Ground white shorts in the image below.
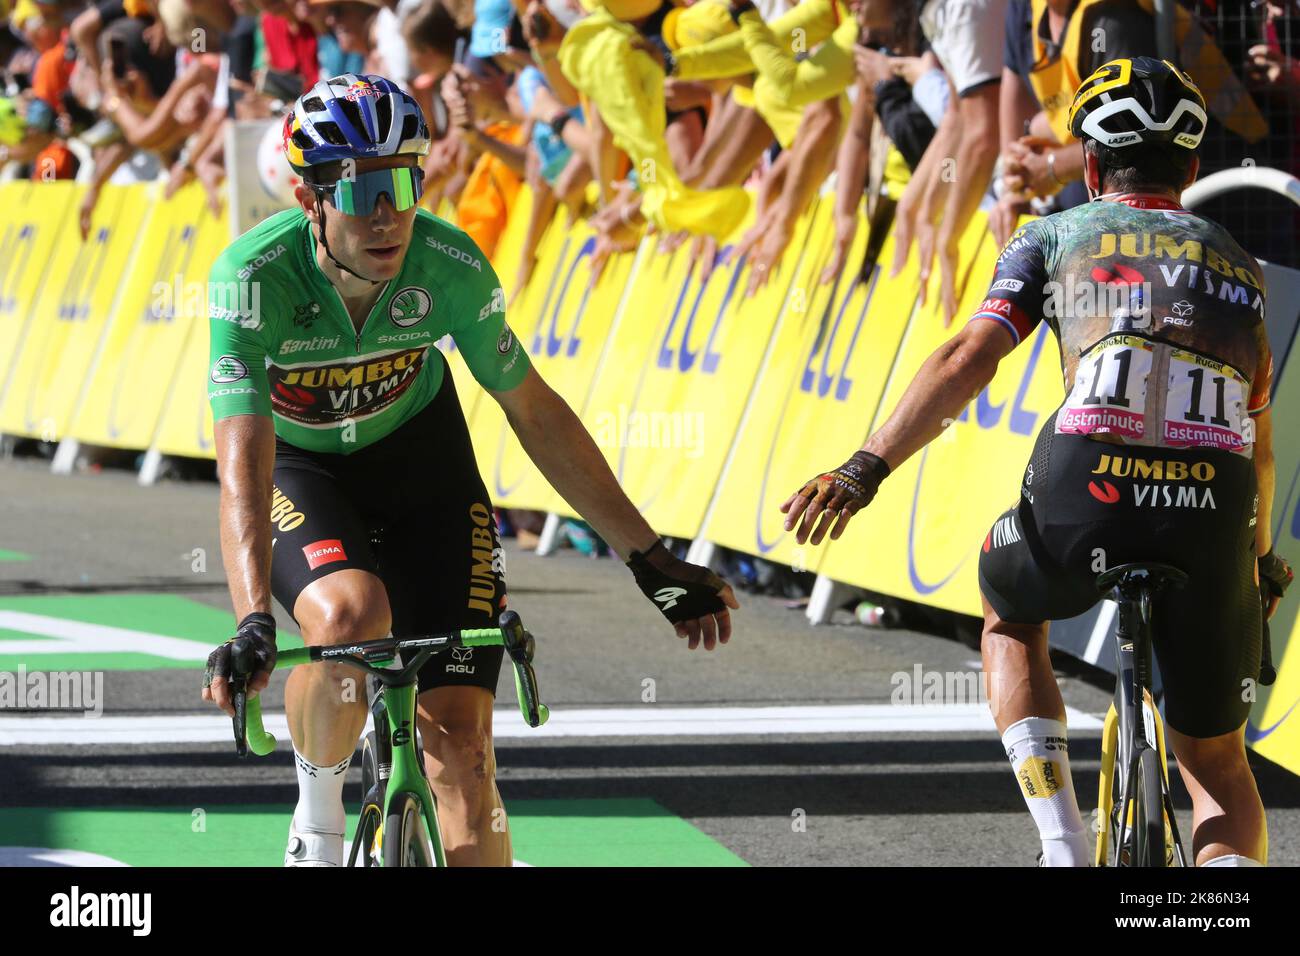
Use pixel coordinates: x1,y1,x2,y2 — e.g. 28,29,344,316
920,0,1007,97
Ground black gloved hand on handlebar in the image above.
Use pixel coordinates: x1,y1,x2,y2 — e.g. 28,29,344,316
1259,551,1293,603
627,540,727,624
203,611,278,690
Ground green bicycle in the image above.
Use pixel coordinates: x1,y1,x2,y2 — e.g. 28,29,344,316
227,609,548,867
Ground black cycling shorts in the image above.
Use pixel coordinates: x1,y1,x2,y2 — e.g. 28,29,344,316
267,354,505,695
978,412,1261,739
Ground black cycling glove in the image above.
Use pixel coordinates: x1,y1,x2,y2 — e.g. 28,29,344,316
1259,550,1293,603
627,541,727,624
204,612,277,689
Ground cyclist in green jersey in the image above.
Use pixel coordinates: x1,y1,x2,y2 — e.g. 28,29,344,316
781,58,1292,866
200,74,738,867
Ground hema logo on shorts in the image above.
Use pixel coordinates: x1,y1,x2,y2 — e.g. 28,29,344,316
303,538,347,570
50,886,151,936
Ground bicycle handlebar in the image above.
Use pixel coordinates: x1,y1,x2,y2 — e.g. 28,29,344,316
228,611,549,757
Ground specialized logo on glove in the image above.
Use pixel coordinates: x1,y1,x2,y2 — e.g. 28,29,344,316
627,541,726,624
654,586,688,609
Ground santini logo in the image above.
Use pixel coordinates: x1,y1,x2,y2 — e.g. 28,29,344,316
50,886,151,936
654,587,688,610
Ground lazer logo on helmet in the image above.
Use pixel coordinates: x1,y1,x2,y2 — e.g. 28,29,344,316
237,244,287,281
426,237,482,271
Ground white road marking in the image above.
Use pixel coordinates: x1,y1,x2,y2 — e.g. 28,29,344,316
1083,600,1118,665
0,704,1102,746
0,612,212,660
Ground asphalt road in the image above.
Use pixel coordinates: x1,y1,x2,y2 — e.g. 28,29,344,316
2,455,1298,866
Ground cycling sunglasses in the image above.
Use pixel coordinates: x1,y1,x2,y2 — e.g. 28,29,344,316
317,166,424,216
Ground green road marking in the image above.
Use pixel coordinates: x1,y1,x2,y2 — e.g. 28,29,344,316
0,800,747,867
0,594,302,671
0,550,30,562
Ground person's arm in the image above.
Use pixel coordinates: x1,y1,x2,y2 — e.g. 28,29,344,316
206,252,277,620
461,125,529,177
737,5,857,109
741,97,840,295
78,140,132,240
672,0,838,81
105,58,215,149
493,367,656,556
1254,408,1274,557
214,415,277,621
70,4,105,81
784,216,1052,543
891,87,959,278
934,82,1000,322
821,76,872,284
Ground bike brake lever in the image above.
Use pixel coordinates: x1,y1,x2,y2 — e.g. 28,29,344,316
229,637,255,758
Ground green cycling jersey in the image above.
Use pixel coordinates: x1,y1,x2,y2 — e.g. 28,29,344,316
206,207,529,453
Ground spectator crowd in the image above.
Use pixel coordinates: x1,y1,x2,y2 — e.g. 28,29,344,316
4,0,1299,307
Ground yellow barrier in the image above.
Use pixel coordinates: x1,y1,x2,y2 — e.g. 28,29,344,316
0,183,142,441
69,182,227,452
0,182,79,423
9,182,1299,777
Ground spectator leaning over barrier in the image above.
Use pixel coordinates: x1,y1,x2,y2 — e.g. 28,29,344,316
989,0,1268,252
822,0,935,283
557,0,750,242
890,0,1005,327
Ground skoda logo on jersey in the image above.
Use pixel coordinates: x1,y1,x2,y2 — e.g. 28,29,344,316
211,355,248,384
497,325,516,354
390,287,432,328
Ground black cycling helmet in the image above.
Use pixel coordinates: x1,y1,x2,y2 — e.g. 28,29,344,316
1069,56,1207,151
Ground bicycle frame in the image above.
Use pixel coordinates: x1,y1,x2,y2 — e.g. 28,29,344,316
227,611,548,867
366,656,446,867
1095,569,1187,867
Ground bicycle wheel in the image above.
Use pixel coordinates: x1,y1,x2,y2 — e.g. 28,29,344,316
347,732,384,867
1132,749,1167,868
382,792,434,868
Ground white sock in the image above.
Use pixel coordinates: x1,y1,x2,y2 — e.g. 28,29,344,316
1002,716,1091,867
293,749,350,836
1202,854,1262,867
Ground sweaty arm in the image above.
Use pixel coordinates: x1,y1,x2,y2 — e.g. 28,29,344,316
784,216,1045,543
1249,328,1276,556
492,368,657,557
207,252,278,620
214,415,276,620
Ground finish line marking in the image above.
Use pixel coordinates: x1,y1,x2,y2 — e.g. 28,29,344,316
0,704,1102,745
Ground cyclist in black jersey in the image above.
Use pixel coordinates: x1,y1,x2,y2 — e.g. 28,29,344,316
200,74,738,867
781,58,1292,866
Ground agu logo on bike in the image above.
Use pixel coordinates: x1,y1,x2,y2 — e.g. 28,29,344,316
303,538,347,570
390,287,431,328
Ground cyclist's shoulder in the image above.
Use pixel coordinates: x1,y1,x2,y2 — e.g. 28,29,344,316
409,208,492,281
211,208,310,285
